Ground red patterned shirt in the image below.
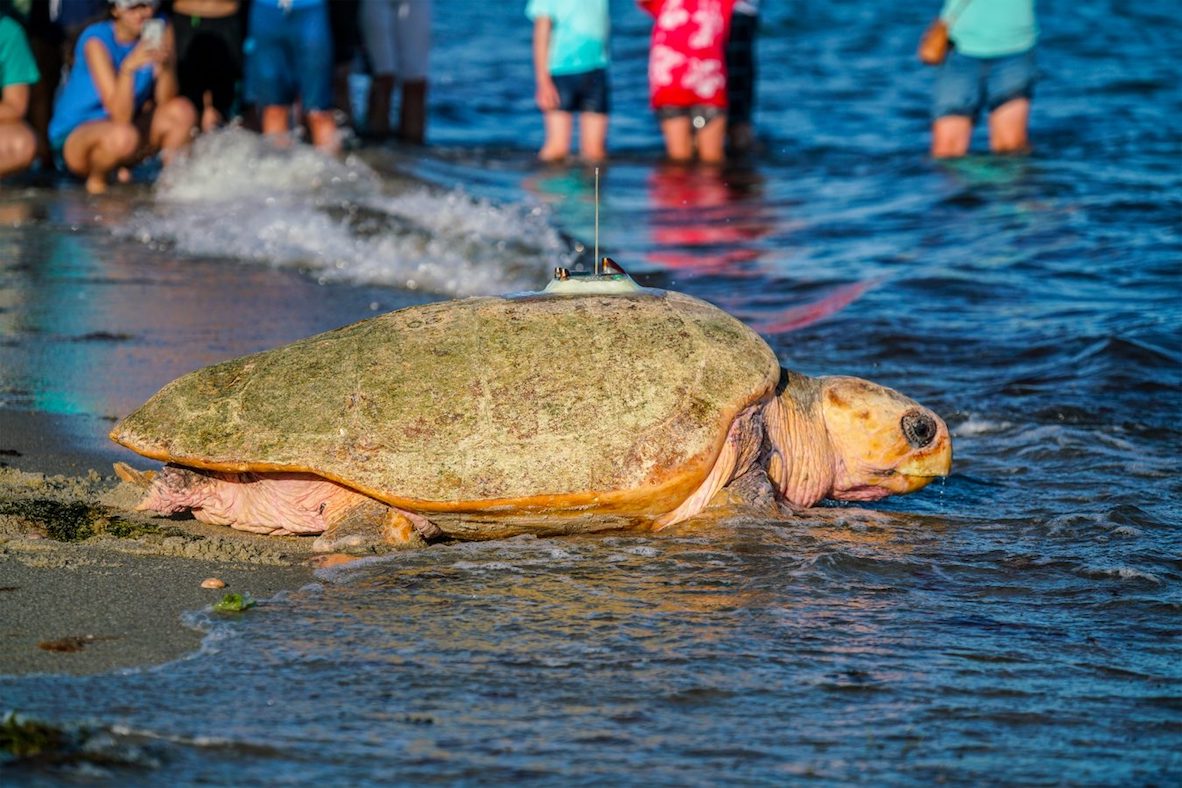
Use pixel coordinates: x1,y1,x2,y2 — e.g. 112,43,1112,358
640,0,736,109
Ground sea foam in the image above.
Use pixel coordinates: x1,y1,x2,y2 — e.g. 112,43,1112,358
118,129,568,297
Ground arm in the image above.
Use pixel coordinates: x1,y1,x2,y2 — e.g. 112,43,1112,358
84,35,161,123
0,83,30,123
152,22,180,105
532,17,559,112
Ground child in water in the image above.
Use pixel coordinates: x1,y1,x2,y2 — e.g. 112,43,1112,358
526,0,610,162
640,0,734,163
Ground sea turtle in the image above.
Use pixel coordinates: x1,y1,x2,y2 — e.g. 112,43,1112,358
111,269,952,551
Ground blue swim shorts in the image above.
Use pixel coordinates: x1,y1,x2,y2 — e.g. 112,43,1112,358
247,1,333,111
932,48,1037,121
551,68,610,115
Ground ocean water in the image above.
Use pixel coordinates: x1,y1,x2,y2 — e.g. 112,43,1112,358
1,0,1180,783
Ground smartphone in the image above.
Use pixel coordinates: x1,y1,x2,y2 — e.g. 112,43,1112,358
141,18,165,49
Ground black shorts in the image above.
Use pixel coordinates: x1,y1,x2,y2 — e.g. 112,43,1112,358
175,13,244,117
551,68,610,115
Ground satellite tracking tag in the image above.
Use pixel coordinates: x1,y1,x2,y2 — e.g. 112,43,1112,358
539,168,646,295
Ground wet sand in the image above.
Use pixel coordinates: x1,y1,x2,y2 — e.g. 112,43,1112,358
0,411,318,676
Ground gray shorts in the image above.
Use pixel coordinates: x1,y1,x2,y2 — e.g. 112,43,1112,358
656,104,725,129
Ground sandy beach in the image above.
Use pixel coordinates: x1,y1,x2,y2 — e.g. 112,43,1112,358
0,411,318,676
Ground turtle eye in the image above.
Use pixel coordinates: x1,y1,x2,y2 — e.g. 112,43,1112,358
901,410,938,449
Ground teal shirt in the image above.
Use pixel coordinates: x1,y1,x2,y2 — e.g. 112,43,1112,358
526,0,610,76
0,16,40,89
942,0,1038,58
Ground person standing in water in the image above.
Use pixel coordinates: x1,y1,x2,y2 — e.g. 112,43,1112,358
360,0,432,144
640,0,735,164
0,11,39,178
725,0,758,154
930,0,1038,158
49,0,196,193
246,0,337,152
527,0,610,163
171,0,243,132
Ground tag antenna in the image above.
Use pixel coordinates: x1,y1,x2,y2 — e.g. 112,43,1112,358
594,166,600,277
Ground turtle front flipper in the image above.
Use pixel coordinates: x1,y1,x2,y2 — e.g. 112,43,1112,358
113,461,157,488
654,404,764,530
312,501,438,553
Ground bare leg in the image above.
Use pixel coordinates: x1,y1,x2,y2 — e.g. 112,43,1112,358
306,110,340,153
578,111,608,162
261,104,292,137
988,97,1031,154
931,115,972,158
659,115,694,162
696,115,728,164
728,121,754,154
200,90,223,133
399,79,427,144
148,96,198,164
367,73,395,137
0,122,37,177
539,110,573,162
62,120,141,194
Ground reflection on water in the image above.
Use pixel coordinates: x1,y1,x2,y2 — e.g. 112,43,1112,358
646,163,770,276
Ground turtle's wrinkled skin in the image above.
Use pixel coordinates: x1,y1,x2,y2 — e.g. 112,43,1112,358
111,284,953,551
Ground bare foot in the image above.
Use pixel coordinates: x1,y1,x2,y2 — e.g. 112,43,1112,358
538,149,569,163
116,167,132,184
85,174,108,194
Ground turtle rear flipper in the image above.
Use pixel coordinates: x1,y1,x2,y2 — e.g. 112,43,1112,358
312,500,436,553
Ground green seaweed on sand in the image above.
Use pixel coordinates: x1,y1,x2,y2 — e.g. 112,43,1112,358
213,592,256,613
0,498,191,542
0,499,104,541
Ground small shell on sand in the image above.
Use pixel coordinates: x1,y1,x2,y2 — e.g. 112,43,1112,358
201,577,227,589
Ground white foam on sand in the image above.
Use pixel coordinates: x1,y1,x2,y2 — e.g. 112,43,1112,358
118,129,567,297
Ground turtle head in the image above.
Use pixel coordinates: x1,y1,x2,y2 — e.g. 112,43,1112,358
767,372,952,507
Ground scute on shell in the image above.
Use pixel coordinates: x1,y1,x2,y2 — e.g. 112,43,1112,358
110,290,779,517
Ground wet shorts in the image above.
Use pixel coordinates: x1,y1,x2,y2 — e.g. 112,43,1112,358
932,47,1037,121
551,68,609,115
655,104,725,129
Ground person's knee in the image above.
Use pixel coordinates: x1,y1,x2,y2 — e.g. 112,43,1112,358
170,96,199,128
931,116,971,158
106,123,141,159
159,97,198,141
12,125,37,168
988,100,1030,153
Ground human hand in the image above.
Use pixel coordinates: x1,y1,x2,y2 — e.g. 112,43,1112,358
120,40,165,75
536,78,559,112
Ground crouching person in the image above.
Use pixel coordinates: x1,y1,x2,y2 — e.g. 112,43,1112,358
49,0,195,193
0,13,39,178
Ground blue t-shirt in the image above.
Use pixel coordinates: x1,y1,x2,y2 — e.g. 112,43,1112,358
526,0,610,76
48,20,156,145
943,0,1038,58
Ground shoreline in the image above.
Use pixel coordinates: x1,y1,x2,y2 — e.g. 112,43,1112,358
0,411,319,677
